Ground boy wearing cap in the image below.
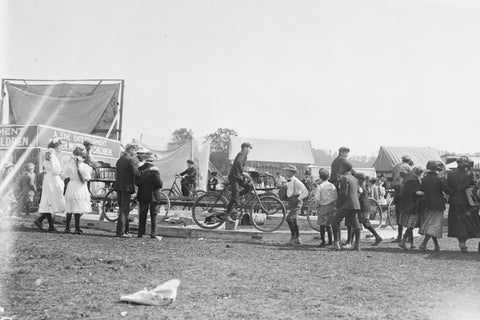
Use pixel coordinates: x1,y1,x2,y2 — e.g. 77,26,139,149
314,168,336,247
135,152,163,240
283,165,309,245
19,163,37,215
225,142,253,222
332,162,362,251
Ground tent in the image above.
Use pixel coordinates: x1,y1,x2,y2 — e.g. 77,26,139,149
228,137,314,178
133,138,211,191
308,165,377,180
373,146,443,174
445,156,480,170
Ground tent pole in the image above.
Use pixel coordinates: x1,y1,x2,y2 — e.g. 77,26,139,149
118,80,125,141
0,79,5,124
89,79,103,95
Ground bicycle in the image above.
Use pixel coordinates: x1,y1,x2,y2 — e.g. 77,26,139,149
161,175,206,198
306,197,383,231
191,180,287,232
101,189,171,225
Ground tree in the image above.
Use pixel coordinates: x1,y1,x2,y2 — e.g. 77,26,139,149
168,128,194,148
205,128,238,174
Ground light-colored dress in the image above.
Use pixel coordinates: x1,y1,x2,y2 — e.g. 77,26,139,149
38,149,65,213
64,158,92,213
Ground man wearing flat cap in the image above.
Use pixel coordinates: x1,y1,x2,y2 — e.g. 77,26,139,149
283,164,309,245
178,159,197,197
329,147,352,188
225,142,253,222
115,143,141,237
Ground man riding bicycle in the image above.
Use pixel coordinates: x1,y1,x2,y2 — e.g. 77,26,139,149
224,142,253,222
178,159,197,196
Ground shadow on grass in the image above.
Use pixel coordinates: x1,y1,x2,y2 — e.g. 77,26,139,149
360,246,480,261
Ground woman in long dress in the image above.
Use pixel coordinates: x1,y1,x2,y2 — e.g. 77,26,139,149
397,167,424,250
34,139,65,232
417,161,451,251
446,156,480,252
64,147,92,234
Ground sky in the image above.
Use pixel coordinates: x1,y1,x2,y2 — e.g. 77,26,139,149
1,0,480,156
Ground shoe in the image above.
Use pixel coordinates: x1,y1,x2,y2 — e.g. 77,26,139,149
390,238,401,243
286,238,295,245
434,246,440,252
343,243,353,250
410,244,416,249
326,241,333,246
73,229,83,235
319,242,326,248
293,238,302,245
398,239,408,250
459,243,468,253
34,220,45,231
372,238,383,246
64,228,71,234
419,244,427,252
48,227,57,233
354,243,361,251
151,236,163,241
117,234,132,238
333,241,342,250
138,234,144,238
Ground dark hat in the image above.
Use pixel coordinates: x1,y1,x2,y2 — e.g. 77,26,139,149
241,142,252,149
144,152,157,161
412,166,424,176
339,147,350,153
355,172,366,181
318,168,330,180
73,146,86,157
125,143,139,151
426,160,438,171
282,164,298,172
187,159,194,164
456,156,471,168
401,155,411,162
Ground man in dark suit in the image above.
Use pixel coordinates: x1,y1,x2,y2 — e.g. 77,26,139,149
332,161,362,251
115,143,141,237
135,152,162,240
329,147,351,188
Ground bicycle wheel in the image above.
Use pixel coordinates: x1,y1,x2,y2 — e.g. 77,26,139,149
306,201,320,232
387,199,397,230
102,189,120,222
249,195,286,232
192,192,228,229
155,191,171,223
367,198,383,229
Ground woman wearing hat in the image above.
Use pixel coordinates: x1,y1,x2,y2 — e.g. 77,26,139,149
446,156,480,252
416,161,451,251
35,139,66,232
397,166,424,250
63,146,92,234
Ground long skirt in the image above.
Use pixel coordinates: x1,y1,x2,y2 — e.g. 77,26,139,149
65,180,91,213
38,173,65,213
447,204,480,239
419,209,444,238
398,210,419,228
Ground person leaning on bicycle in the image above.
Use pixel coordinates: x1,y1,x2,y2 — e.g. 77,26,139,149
224,142,253,222
178,159,197,196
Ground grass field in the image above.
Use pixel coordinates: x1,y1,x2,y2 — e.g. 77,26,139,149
1,218,480,320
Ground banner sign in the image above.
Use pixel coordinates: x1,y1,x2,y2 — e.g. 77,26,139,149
0,125,38,148
37,126,121,159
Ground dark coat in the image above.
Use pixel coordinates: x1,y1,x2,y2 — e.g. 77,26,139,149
358,181,370,213
447,168,475,206
398,173,422,215
229,152,247,180
329,156,350,185
115,153,140,193
135,163,162,203
420,171,451,211
336,172,361,210
180,166,197,184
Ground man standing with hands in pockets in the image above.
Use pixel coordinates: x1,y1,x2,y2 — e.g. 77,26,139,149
283,165,309,245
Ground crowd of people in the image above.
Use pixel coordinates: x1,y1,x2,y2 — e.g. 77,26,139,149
2,139,480,253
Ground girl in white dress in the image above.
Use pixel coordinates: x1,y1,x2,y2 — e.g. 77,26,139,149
35,139,65,232
64,147,92,234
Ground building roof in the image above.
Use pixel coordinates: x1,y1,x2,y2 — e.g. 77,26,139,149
373,146,443,172
229,137,314,164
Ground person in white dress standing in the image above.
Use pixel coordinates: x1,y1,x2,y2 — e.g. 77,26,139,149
34,139,66,232
64,146,92,234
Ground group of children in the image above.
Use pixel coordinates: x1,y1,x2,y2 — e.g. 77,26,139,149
313,166,383,250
